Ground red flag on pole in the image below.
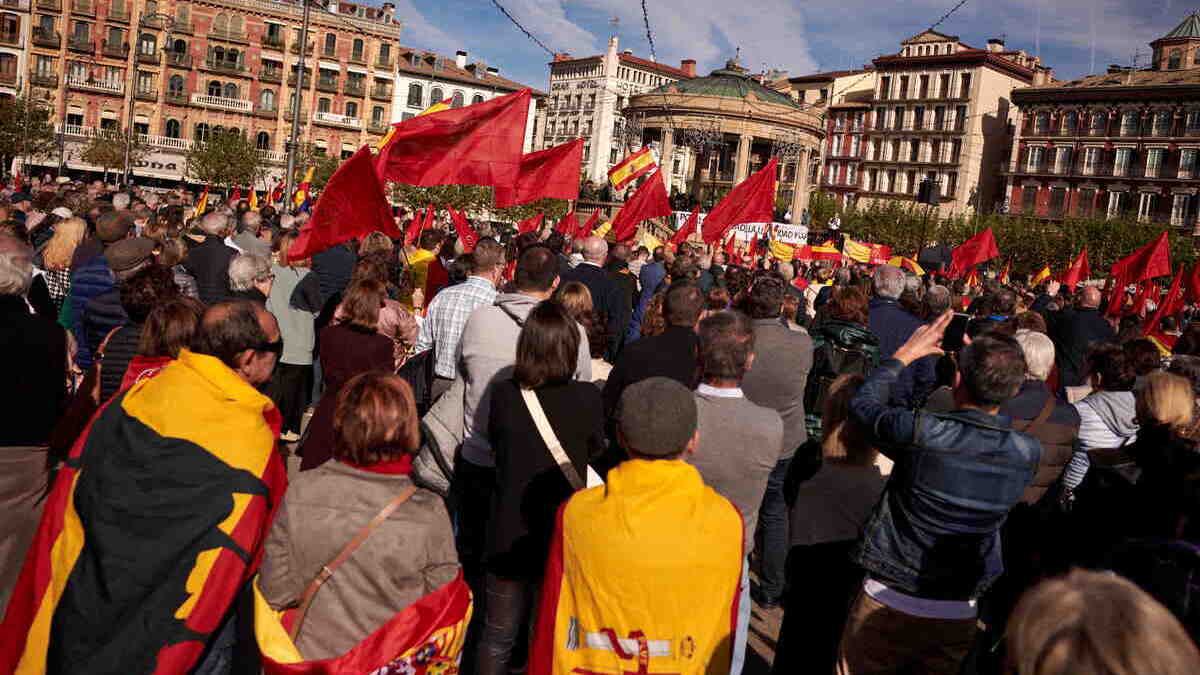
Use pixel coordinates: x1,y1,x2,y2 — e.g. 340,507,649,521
701,159,778,244
448,207,479,253
288,146,401,261
517,213,544,235
1186,265,1200,304
610,169,672,242
1129,280,1157,318
1111,231,1171,283
724,231,738,262
1060,247,1091,289
577,210,601,238
376,89,531,188
404,208,424,246
1145,268,1184,333
948,228,1000,278
493,139,584,208
231,186,242,203
422,204,436,233
671,205,700,246
555,210,580,236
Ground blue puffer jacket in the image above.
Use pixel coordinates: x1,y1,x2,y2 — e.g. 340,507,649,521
850,359,1041,600
84,289,129,375
68,253,115,370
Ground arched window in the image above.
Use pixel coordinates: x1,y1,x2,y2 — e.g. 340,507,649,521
371,105,384,122
207,80,221,96
138,33,155,55
227,127,239,137
260,89,275,108
213,46,225,62
256,131,270,150
212,13,228,34
324,33,336,55
451,91,464,108
407,83,422,107
1169,49,1182,70
165,118,181,138
172,38,187,54
168,74,183,96
223,82,238,99
352,38,364,60
345,101,358,118
430,87,443,104
229,15,243,35
472,94,484,105
212,125,223,135
194,122,209,142
318,97,330,112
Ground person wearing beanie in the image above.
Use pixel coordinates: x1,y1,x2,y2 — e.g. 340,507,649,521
529,377,743,675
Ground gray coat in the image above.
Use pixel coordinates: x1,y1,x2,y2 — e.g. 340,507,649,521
741,318,814,459
259,461,459,660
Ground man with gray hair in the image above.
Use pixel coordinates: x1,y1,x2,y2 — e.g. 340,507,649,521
869,265,935,407
231,211,271,258
183,210,238,303
561,236,627,359
228,253,274,303
0,234,68,612
923,284,952,319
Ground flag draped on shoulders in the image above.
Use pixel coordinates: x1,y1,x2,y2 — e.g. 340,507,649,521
376,89,531,189
493,139,583,208
609,169,671,242
293,166,314,211
0,350,286,675
288,146,402,262
700,159,778,244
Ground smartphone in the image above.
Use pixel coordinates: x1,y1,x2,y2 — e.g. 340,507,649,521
942,313,970,352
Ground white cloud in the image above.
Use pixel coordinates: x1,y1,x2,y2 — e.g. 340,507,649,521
388,0,459,50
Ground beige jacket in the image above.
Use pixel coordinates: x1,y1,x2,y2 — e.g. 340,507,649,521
259,460,459,660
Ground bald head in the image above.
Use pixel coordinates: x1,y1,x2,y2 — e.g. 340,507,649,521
1080,286,1102,309
582,236,608,263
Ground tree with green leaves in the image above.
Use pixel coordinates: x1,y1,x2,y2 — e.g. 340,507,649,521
80,128,149,185
0,96,57,179
185,130,264,189
388,183,569,223
288,142,341,191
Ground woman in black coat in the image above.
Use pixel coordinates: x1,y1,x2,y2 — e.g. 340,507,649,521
476,301,605,675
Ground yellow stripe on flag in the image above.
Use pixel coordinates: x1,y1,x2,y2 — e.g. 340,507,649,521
842,238,872,263
770,239,795,262
592,222,612,238
1032,266,1051,284
608,148,657,190
639,232,664,252
417,101,451,117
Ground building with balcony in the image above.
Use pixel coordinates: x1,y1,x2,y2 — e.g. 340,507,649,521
0,0,30,98
392,47,543,153
546,35,696,185
855,30,1051,215
622,58,824,222
1004,11,1200,231
25,0,401,185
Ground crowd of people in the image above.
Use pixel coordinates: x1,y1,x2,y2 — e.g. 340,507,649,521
0,174,1198,675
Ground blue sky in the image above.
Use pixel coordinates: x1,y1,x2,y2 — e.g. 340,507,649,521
389,0,1191,92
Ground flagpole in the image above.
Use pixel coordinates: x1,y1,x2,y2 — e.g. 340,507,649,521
283,0,313,215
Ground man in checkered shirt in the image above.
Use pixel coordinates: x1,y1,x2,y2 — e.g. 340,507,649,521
415,237,505,399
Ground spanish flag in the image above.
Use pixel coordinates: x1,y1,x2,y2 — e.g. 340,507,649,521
1031,265,1052,285
998,258,1011,284
293,166,314,211
0,350,286,675
607,147,657,191
248,186,259,211
770,239,796,262
192,184,209,219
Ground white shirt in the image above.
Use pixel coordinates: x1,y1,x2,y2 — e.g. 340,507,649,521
696,383,743,399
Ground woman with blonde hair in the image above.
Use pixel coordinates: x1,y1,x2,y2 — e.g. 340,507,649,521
775,374,891,675
358,230,394,259
1123,371,1200,542
1007,569,1200,675
39,216,87,312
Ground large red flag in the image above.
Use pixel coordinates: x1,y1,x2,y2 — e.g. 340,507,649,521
701,159,778,244
448,207,479,253
517,212,544,235
403,208,423,246
493,139,584,208
949,228,1000,277
1145,268,1184,333
1186,265,1200,304
555,210,580,236
288,146,401,261
1111,231,1171,283
577,210,601,238
1060,247,1091,288
671,205,700,245
376,89,531,188
610,169,672,242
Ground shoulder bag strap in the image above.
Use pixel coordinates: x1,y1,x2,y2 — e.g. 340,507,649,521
1014,395,1057,436
520,387,585,491
288,484,419,642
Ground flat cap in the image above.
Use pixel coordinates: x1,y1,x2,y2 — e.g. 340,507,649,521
104,236,156,272
618,377,698,457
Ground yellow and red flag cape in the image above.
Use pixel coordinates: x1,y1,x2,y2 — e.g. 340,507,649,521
0,350,287,675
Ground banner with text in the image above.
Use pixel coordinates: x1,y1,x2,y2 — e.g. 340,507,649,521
671,211,808,245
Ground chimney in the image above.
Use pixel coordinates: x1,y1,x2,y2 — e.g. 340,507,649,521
552,53,570,62
680,59,696,77
986,38,1004,53
487,66,499,76
623,49,633,56
455,50,467,69
1031,67,1051,86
